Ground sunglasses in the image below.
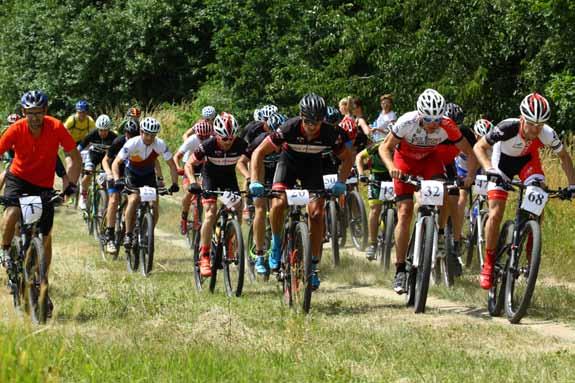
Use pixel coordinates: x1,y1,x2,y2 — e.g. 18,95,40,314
422,116,442,124
303,118,320,126
219,136,233,142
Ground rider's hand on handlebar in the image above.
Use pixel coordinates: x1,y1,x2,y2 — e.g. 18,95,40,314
486,167,509,183
359,175,369,184
63,182,78,196
188,183,202,194
168,183,179,194
249,181,264,197
389,167,403,179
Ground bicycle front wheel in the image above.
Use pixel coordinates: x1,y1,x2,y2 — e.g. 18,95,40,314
346,191,368,251
327,200,340,266
414,216,434,314
505,220,541,324
488,220,513,317
23,237,49,324
9,240,23,310
286,222,313,314
223,219,245,297
380,207,395,272
139,211,155,276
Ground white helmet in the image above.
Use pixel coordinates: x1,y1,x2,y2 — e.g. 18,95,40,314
95,114,112,130
140,117,161,134
213,112,239,138
417,89,446,119
520,93,551,123
258,104,278,121
473,119,493,137
253,108,261,121
201,105,216,120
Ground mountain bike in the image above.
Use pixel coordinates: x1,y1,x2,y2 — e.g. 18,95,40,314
345,168,368,251
402,176,460,313
86,170,108,247
487,179,570,324
368,180,396,271
463,175,489,269
323,174,346,266
124,185,170,276
0,191,63,324
193,190,245,297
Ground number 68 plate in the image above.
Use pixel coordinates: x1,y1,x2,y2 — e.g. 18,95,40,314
520,185,548,216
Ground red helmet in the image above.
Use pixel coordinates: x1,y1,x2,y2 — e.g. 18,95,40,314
520,93,550,123
213,112,239,138
7,114,21,124
193,120,213,138
339,116,357,141
126,107,141,119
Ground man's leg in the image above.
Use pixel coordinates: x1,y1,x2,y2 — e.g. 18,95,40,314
308,198,325,290
480,196,506,289
268,194,287,270
366,202,382,260
105,192,119,253
199,202,217,276
123,193,139,248
393,198,414,294
180,192,193,235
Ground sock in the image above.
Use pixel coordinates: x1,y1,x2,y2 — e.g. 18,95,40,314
484,249,495,267
271,233,281,248
200,245,210,256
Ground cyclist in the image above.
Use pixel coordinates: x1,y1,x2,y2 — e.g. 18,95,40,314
379,89,477,294
356,137,391,260
118,107,141,134
64,100,95,173
186,112,251,277
182,106,216,140
246,112,287,274
111,117,179,249
101,119,140,253
473,93,575,289
0,90,81,315
173,120,214,235
76,114,118,210
250,93,354,290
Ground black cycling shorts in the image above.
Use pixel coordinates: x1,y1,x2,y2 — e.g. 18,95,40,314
201,170,239,203
272,151,324,191
125,169,157,189
4,172,55,235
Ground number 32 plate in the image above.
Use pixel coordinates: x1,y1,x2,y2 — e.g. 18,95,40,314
419,180,444,206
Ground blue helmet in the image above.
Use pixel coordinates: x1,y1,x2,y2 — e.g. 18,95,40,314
75,99,89,112
20,91,48,109
267,113,287,130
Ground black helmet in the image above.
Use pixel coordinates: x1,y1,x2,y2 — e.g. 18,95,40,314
124,118,140,136
444,103,464,126
299,93,327,122
325,106,343,125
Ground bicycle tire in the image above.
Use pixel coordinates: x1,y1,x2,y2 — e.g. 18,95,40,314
95,189,109,259
126,229,140,273
405,232,417,307
223,219,245,297
442,219,455,287
140,211,155,276
488,220,513,317
192,230,204,291
327,200,340,266
505,220,541,324
414,216,434,314
380,207,395,272
347,190,368,251
337,200,347,248
476,212,488,269
245,225,257,282
24,237,48,324
112,209,124,261
464,206,477,268
285,222,313,313
9,240,23,309
209,239,219,294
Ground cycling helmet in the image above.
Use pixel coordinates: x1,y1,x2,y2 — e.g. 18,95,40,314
201,106,216,120
124,118,140,136
194,120,214,138
259,104,278,121
126,107,141,119
20,91,48,109
325,106,343,125
444,103,464,125
267,113,287,131
253,108,261,121
95,114,112,130
520,92,550,123
339,117,358,141
473,119,493,137
75,99,89,112
7,114,21,124
213,112,239,138
140,117,161,134
299,93,327,122
416,89,446,118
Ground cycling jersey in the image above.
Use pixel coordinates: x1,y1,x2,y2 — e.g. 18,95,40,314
64,114,96,143
117,136,172,176
249,131,279,186
0,116,76,188
78,129,117,151
241,120,267,144
107,136,127,166
372,110,397,142
359,142,388,174
178,134,202,163
391,111,462,160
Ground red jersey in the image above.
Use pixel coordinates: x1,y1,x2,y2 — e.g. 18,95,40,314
0,116,76,188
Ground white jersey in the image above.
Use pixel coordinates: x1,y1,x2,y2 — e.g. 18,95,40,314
178,134,202,163
117,136,172,175
372,110,397,142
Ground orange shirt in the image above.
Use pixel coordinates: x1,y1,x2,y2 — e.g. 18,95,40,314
0,116,76,188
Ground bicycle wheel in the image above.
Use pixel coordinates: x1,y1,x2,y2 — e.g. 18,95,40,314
463,206,477,268
139,211,155,276
186,198,202,250
380,207,395,272
286,222,313,314
476,212,488,269
192,231,204,291
23,237,49,324
327,200,340,266
488,220,513,317
337,200,347,248
8,240,23,309
223,219,245,297
245,225,257,282
112,210,124,261
414,216,434,314
441,220,455,287
94,189,108,241
86,188,95,236
505,220,541,324
126,229,140,273
346,190,368,251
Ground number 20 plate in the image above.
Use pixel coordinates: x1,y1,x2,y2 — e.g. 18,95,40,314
520,185,548,216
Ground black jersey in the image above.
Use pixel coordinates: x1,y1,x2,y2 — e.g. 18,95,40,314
107,136,127,166
241,120,266,144
193,136,251,176
78,129,118,151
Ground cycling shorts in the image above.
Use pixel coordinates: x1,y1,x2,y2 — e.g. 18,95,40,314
4,172,54,235
201,170,239,205
487,153,544,201
367,172,392,206
125,169,157,190
393,150,445,201
272,151,324,191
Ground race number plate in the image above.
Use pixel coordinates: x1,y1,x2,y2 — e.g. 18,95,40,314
346,177,358,185
19,196,43,225
139,186,157,202
218,191,242,209
473,175,489,196
520,185,548,216
379,181,395,201
323,174,338,190
285,189,310,206
419,180,444,206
